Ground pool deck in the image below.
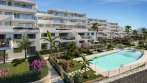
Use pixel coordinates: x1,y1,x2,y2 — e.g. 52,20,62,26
74,48,147,77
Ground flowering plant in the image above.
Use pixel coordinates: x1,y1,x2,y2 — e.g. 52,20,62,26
0,68,10,77
30,59,45,70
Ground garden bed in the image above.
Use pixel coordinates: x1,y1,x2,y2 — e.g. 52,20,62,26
0,53,49,83
0,60,29,75
81,70,104,82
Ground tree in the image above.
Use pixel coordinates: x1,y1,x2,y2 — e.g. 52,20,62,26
91,23,99,41
16,35,32,60
125,25,132,35
141,28,146,34
132,30,138,37
79,56,93,78
138,40,144,47
41,31,60,55
73,72,82,83
66,42,79,57
141,28,146,41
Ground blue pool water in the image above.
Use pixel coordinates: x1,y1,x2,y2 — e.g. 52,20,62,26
90,49,144,70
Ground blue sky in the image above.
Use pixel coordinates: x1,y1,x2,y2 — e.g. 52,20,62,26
37,0,147,29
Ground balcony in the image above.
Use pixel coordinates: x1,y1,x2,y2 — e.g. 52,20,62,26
13,26,39,31
61,36,75,40
13,16,37,22
13,0,36,4
81,36,93,40
0,5,36,13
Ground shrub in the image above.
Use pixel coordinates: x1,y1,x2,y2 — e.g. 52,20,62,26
61,61,71,71
138,40,144,47
107,44,114,50
62,55,72,60
0,53,48,83
73,72,82,83
30,59,45,70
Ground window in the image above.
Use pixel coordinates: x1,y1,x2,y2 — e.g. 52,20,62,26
27,34,36,39
5,22,11,26
27,46,36,54
26,5,32,9
91,33,94,35
51,33,55,36
41,43,48,50
14,34,22,39
0,1,6,5
14,3,21,7
14,48,22,53
38,24,44,27
0,11,2,14
87,33,90,36
38,17,44,20
41,33,47,37
14,2,33,9
18,23,33,27
5,12,12,15
14,13,35,20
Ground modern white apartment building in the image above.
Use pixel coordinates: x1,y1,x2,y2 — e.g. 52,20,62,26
0,0,125,59
0,0,96,59
37,9,96,50
0,0,39,59
88,18,124,40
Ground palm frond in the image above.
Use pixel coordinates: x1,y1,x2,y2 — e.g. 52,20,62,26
81,65,85,70
40,38,50,42
52,36,61,41
87,66,93,71
47,31,52,41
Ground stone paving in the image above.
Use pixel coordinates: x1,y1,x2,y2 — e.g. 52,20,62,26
47,61,65,83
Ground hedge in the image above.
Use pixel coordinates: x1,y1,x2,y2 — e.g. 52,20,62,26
49,57,74,83
39,48,65,55
0,52,49,83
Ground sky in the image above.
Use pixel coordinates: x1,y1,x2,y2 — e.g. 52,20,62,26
37,0,147,29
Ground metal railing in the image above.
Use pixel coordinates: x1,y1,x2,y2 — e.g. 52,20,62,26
90,61,147,83
97,61,147,83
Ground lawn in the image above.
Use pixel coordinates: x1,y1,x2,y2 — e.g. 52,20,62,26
0,61,29,75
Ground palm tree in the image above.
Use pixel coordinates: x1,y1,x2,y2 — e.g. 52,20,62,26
132,30,138,38
16,35,32,60
141,28,146,41
66,42,79,57
125,25,132,35
141,28,146,34
79,56,92,78
41,31,60,55
91,23,99,41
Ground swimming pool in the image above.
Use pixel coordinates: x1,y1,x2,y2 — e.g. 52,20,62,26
90,49,144,70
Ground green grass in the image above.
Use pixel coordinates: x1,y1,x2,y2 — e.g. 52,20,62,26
81,70,104,82
0,61,29,75
67,61,82,73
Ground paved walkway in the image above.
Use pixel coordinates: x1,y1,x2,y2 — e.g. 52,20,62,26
46,61,65,83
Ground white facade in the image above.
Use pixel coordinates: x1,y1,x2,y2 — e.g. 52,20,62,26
0,0,96,59
0,0,124,59
88,18,124,40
